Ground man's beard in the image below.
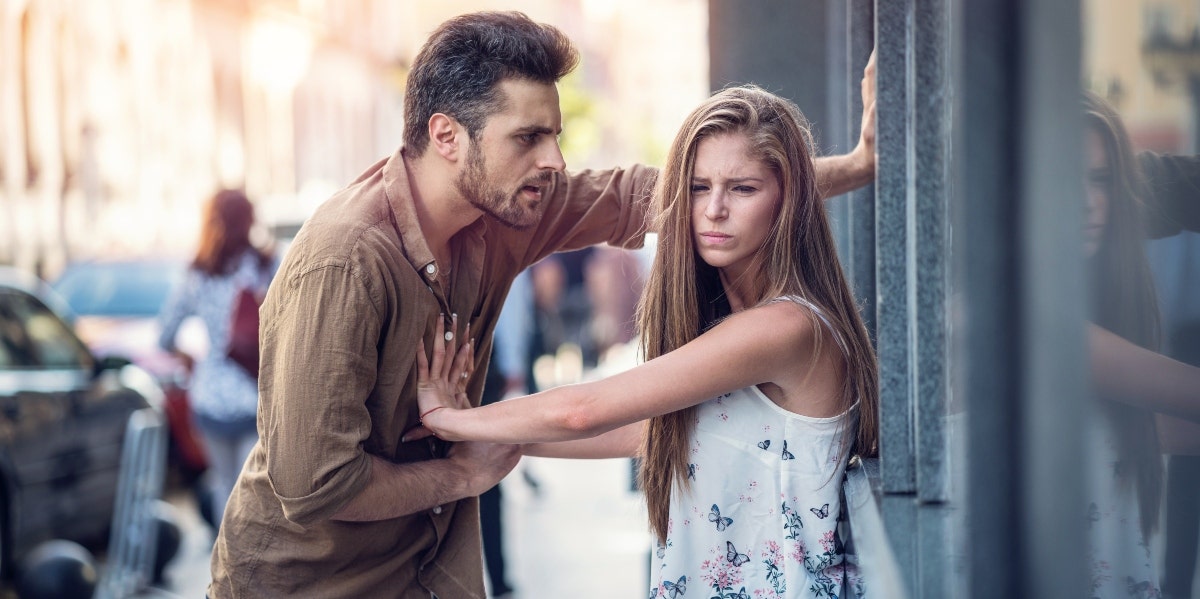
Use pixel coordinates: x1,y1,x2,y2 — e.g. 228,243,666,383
455,145,546,230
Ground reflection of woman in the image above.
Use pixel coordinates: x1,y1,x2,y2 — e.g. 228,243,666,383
159,189,277,530
1081,91,1170,598
415,86,877,598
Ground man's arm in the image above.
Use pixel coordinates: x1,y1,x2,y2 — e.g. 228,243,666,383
816,49,877,200
1137,151,1200,238
331,442,521,521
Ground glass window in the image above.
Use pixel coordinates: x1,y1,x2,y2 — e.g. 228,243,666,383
0,290,93,370
52,261,183,317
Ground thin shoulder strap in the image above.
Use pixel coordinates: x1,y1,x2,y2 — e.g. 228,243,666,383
768,295,851,357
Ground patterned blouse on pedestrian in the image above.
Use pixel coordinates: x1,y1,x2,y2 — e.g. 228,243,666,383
158,250,277,424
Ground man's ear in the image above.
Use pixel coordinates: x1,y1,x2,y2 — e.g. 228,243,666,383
428,113,463,162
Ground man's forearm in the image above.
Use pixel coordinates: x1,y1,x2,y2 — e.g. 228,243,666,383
330,454,474,521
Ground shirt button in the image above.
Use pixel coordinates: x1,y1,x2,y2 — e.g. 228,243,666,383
431,505,443,515
444,331,454,341
425,263,437,276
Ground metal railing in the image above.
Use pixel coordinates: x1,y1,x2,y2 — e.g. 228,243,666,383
95,407,168,599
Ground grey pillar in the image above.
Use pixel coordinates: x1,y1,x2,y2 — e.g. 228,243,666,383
875,0,915,497
958,0,1087,597
913,0,950,506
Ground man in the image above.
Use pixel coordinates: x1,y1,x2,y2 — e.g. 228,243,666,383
210,11,877,598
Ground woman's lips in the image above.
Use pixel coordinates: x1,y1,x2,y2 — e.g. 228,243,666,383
699,232,732,244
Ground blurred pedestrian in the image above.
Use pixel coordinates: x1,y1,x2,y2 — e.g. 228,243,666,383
158,188,278,531
585,245,645,361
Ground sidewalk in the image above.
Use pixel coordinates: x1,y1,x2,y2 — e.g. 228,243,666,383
142,455,651,599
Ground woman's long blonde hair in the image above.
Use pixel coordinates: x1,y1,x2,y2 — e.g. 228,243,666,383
1084,91,1162,540
636,85,879,543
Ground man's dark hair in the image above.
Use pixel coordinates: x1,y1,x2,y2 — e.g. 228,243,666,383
403,11,579,156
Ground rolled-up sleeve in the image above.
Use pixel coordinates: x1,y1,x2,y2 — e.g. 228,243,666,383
258,261,381,525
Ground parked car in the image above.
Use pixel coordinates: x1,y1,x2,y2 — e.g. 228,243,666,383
50,260,209,495
0,266,158,579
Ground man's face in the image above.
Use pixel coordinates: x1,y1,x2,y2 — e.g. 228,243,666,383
455,78,566,230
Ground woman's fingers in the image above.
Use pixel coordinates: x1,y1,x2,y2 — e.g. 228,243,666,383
427,314,474,389
401,424,435,443
415,342,429,383
431,314,447,376
450,335,473,386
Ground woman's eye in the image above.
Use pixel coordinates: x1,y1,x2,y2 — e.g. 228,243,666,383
733,185,757,194
690,184,709,193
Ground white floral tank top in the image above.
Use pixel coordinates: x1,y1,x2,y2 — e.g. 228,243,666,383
649,297,864,599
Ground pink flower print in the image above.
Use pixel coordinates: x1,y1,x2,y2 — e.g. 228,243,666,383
701,554,745,590
763,424,772,433
763,540,783,566
791,540,808,563
700,559,718,587
820,529,837,553
719,412,730,421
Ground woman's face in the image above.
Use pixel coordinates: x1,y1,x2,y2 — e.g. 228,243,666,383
1084,128,1111,257
690,132,782,282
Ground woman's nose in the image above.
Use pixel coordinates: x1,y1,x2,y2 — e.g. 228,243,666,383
704,193,728,220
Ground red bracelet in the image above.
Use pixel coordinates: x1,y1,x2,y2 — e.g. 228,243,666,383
419,406,445,422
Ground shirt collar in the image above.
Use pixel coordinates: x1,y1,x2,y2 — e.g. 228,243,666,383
383,147,441,283
382,147,489,288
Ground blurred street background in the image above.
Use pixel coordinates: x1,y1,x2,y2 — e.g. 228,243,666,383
4,0,1200,598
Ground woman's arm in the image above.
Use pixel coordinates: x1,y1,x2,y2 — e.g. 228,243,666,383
417,302,814,444
1090,323,1200,422
816,49,876,200
523,421,645,459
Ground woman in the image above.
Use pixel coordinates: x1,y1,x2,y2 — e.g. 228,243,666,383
413,86,878,598
159,188,277,530
1081,91,1172,599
